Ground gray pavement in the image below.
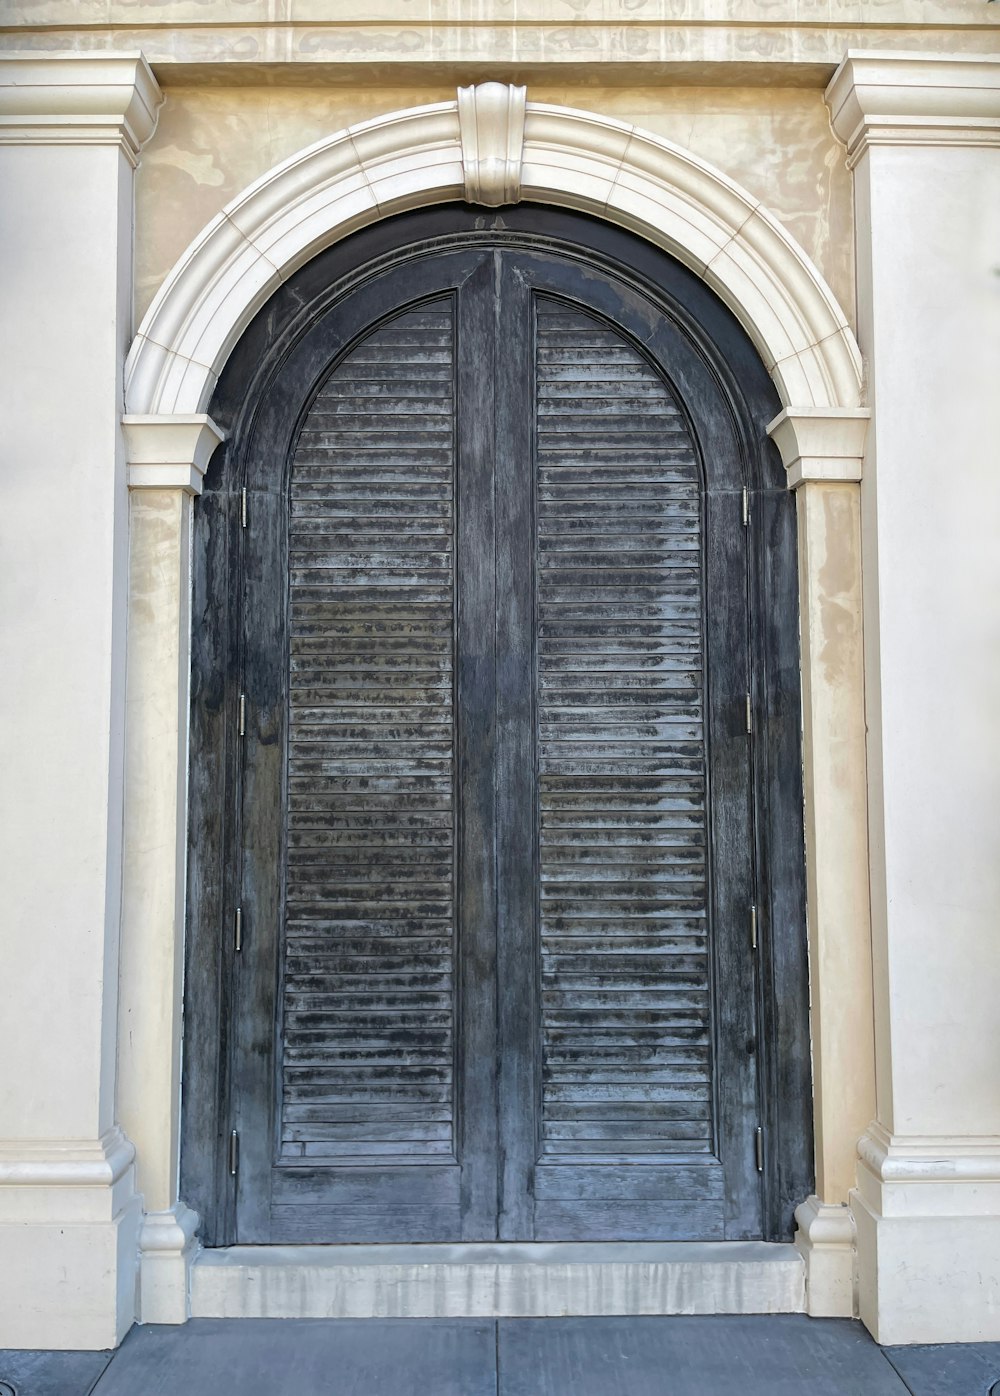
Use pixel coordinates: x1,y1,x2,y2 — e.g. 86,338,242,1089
3,1317,1000,1395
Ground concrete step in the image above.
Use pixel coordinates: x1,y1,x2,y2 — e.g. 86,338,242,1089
190,1241,805,1319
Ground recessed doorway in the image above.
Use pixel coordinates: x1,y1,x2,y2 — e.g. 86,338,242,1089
181,207,812,1248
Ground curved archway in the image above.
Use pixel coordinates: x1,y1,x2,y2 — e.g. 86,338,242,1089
120,92,874,1320
124,92,862,418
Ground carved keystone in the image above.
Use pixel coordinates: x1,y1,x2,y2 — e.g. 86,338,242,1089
457,82,527,207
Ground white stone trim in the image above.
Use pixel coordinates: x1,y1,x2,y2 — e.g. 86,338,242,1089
139,1203,200,1324
191,1242,805,1320
124,94,863,418
140,1202,201,1255
858,1123,1000,1187
767,407,870,488
853,1126,1000,1342
123,414,226,494
794,1197,856,1319
0,52,161,165
120,464,210,1321
830,48,1000,1347
0,49,155,1349
767,408,874,1232
457,82,526,207
0,1122,140,1256
0,1127,134,1191
828,51,1000,168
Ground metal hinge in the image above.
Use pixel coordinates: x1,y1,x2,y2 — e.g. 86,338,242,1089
742,485,749,527
745,692,752,735
750,903,758,952
755,1126,764,1173
234,906,243,953
238,692,246,738
241,487,248,529
229,1129,239,1177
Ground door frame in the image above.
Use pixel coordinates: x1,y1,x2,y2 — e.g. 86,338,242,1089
122,95,873,1322
179,206,813,1245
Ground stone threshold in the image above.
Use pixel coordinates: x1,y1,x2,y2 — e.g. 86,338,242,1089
191,1240,805,1319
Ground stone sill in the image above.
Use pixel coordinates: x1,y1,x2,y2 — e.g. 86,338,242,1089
192,1241,806,1320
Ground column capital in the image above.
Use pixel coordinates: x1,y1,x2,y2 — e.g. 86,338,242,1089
827,51,1000,167
123,414,226,495
767,406,869,490
0,53,162,166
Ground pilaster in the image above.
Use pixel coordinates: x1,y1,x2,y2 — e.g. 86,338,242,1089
121,415,224,1324
0,51,161,1349
827,50,1000,1345
767,406,872,1319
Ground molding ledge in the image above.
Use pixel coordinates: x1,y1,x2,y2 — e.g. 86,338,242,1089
139,1202,201,1256
852,1123,1000,1343
858,1121,1000,1184
854,1122,1000,1223
827,51,1000,167
123,413,226,494
0,52,162,166
0,1126,135,1188
458,82,526,206
767,406,869,488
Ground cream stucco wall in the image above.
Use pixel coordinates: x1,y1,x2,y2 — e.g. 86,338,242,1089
135,83,853,330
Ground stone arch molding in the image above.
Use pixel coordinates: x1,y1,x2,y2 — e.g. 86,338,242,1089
125,84,863,420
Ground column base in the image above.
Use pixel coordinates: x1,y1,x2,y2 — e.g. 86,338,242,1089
853,1125,1000,1344
138,1202,201,1324
0,1128,141,1349
794,1195,856,1317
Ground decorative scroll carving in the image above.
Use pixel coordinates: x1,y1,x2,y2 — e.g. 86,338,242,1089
457,81,527,207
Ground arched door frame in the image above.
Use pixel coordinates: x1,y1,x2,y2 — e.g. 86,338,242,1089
120,87,873,1321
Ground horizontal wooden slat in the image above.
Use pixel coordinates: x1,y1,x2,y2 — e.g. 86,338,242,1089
533,1200,724,1241
534,1164,723,1202
269,1205,463,1243
272,1165,461,1207
534,297,713,1182
279,298,458,1174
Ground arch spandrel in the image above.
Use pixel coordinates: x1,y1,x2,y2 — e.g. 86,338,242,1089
124,88,863,420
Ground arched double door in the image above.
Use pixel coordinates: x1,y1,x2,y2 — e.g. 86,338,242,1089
183,209,812,1248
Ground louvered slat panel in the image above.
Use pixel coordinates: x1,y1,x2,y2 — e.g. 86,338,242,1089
282,302,456,1163
534,299,711,1164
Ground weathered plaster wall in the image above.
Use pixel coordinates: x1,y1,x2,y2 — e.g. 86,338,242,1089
4,0,998,79
136,83,441,324
135,83,853,328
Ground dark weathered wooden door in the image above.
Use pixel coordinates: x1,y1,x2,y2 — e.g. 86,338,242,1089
229,244,761,1244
